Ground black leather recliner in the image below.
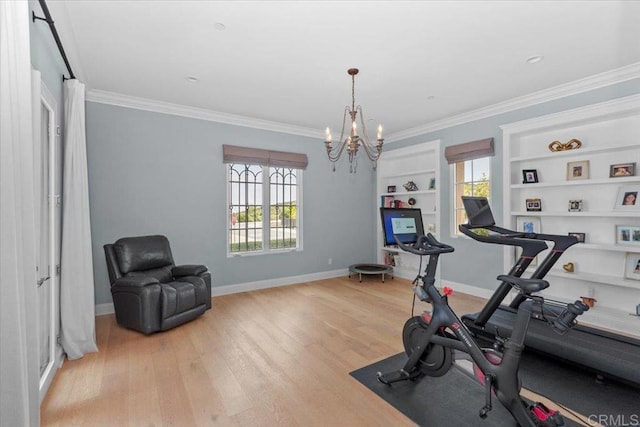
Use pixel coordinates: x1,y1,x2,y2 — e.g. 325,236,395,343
104,235,212,334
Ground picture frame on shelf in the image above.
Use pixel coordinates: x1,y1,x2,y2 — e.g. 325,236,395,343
522,169,539,184
525,198,542,212
428,178,436,190
610,162,635,178
387,185,396,193
516,216,541,266
568,200,583,212
614,187,640,210
568,232,585,243
615,225,640,246
517,216,540,234
566,160,589,180
624,253,640,281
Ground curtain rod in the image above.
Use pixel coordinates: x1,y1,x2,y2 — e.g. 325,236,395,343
32,0,75,81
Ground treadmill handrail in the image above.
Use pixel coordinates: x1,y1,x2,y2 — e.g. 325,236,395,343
459,223,580,252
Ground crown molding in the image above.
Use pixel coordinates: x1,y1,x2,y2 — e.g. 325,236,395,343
86,62,640,142
386,62,640,143
86,89,323,138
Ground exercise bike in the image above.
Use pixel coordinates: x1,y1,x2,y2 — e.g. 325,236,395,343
377,233,589,426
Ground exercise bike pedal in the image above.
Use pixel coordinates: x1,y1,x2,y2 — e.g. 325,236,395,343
528,402,564,427
376,369,414,385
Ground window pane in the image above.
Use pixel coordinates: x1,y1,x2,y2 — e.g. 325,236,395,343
472,157,490,181
269,167,297,249
229,164,263,253
452,157,490,235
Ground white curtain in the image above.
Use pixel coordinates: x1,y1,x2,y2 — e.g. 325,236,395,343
59,80,98,359
0,2,40,426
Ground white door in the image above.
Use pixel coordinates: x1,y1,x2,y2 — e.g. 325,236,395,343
33,71,61,402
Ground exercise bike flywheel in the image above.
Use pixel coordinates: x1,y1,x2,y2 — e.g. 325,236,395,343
402,315,453,377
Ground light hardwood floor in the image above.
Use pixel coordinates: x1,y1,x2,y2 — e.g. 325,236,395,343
40,276,587,426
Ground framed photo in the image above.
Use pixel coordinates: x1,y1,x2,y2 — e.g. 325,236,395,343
610,162,635,178
516,216,541,266
568,232,585,243
525,198,542,212
614,187,640,210
522,169,539,184
567,160,589,180
568,200,583,212
387,185,396,193
615,225,640,246
624,253,640,281
428,178,436,190
517,216,541,234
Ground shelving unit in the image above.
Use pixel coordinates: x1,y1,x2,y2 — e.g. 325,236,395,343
376,140,440,280
501,94,640,337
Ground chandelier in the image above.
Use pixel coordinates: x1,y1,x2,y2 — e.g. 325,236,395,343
324,68,384,173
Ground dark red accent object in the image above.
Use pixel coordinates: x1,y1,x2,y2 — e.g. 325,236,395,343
443,286,453,296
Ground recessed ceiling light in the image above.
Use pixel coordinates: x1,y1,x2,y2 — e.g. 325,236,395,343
186,76,199,83
526,55,544,64
427,95,435,100
214,22,226,31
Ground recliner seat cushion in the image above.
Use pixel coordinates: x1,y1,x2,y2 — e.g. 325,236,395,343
114,235,174,274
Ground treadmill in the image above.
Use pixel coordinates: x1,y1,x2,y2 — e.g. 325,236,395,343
459,196,640,388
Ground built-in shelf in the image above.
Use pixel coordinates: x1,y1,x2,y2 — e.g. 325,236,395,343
377,140,441,280
545,269,640,289
510,140,639,163
511,211,640,217
382,189,435,197
502,94,640,336
381,168,435,179
511,176,640,189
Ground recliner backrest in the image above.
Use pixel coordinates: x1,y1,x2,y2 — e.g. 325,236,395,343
113,235,175,274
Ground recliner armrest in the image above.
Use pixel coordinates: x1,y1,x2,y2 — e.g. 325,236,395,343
112,276,160,293
172,264,207,278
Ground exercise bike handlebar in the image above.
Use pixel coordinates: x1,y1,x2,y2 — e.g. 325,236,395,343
394,233,455,256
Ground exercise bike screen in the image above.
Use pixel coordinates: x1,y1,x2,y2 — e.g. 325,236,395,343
380,207,425,246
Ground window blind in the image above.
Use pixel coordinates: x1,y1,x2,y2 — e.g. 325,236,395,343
222,144,308,169
444,137,494,164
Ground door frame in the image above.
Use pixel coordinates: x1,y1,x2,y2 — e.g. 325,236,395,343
32,70,63,402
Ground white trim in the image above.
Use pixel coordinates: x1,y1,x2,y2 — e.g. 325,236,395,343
441,279,502,301
95,268,349,316
499,93,640,134
85,63,640,142
86,89,323,138
387,62,640,143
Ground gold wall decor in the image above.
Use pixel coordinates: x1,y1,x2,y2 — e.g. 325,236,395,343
548,138,582,152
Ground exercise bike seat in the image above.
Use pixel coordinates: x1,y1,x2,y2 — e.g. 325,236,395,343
497,274,549,295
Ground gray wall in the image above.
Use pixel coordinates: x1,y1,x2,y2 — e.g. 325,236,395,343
390,79,640,291
29,0,640,303
86,102,377,305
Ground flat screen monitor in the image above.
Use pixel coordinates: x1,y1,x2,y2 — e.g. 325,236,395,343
380,207,425,246
461,196,496,228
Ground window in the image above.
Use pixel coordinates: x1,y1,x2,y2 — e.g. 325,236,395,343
224,145,306,255
228,164,301,254
452,157,491,235
445,138,494,235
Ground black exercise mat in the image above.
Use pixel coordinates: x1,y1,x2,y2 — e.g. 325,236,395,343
350,350,640,426
518,350,640,418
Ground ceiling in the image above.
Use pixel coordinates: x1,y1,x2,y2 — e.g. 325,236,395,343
45,1,640,140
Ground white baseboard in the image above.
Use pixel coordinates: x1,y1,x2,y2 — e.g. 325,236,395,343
95,268,349,316
439,280,501,301
210,268,349,296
